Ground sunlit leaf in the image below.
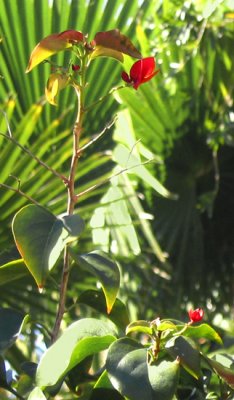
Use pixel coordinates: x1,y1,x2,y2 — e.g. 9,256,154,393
36,318,116,388
90,46,124,62
78,290,129,330
45,73,69,106
179,323,222,344
28,387,47,400
91,29,141,60
0,259,29,286
26,30,84,72
70,250,120,313
126,320,153,336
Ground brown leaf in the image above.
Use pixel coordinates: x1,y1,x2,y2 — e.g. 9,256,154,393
92,29,141,60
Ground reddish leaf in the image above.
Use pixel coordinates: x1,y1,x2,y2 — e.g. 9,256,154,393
204,356,234,389
26,30,84,72
91,29,141,60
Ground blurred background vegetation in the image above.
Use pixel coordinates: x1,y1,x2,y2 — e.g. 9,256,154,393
0,0,234,372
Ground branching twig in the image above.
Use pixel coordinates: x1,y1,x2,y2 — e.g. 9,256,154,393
78,116,118,154
84,84,126,112
0,132,68,184
75,158,154,200
0,183,40,205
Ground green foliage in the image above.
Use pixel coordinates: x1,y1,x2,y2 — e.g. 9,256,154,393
0,308,27,354
70,250,120,313
12,205,85,287
36,318,116,388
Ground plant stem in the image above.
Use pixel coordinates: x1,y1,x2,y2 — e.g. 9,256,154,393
51,60,86,343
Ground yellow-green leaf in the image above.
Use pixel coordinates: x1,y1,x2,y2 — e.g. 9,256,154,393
26,30,84,72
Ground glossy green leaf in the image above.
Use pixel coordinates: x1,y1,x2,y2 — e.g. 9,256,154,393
28,387,47,400
157,320,177,332
106,337,152,400
70,250,120,313
12,205,85,288
179,323,222,344
126,320,153,336
0,308,27,354
78,290,129,330
148,359,180,400
0,259,29,286
36,318,116,388
94,369,112,389
165,336,201,379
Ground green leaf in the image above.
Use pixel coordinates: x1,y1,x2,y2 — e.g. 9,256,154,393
0,259,29,286
157,320,177,332
126,320,153,336
113,143,173,199
70,250,120,313
28,387,47,400
12,205,85,288
165,336,201,379
106,337,153,400
0,308,27,354
78,290,129,331
91,370,125,399
36,318,116,388
180,323,222,344
148,359,180,400
203,355,234,390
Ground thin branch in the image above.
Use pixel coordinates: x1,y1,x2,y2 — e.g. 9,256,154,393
76,158,154,200
0,109,13,137
212,149,220,196
0,132,68,184
84,84,126,112
78,116,118,154
0,183,40,205
5,386,25,400
51,64,86,342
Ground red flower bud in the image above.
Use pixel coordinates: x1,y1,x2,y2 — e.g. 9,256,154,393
188,308,204,323
121,57,159,90
72,64,80,71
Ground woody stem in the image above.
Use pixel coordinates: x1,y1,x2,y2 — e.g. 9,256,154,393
51,60,86,342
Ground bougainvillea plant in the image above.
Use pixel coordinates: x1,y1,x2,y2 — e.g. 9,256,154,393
0,28,234,400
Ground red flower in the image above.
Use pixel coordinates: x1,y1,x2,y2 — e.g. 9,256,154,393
121,57,159,90
188,308,204,323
